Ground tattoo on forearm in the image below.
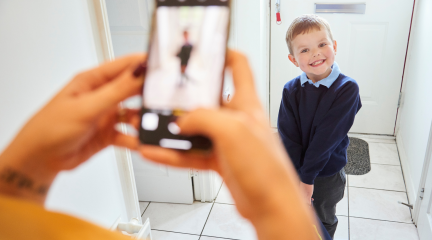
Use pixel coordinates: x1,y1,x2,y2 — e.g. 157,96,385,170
0,167,48,195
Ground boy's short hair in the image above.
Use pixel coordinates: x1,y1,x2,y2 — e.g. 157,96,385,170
286,14,334,54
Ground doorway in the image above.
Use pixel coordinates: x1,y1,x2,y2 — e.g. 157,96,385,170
269,0,414,135
105,0,194,204
414,121,432,239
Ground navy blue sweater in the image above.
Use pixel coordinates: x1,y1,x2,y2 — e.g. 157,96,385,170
277,74,362,185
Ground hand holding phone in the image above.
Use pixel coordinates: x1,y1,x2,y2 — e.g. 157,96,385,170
139,0,231,151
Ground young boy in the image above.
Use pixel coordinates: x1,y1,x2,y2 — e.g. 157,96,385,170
277,15,362,238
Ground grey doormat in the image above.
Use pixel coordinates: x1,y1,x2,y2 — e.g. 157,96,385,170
346,137,371,175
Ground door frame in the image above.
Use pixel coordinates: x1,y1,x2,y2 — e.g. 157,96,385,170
229,0,271,115
87,0,142,224
394,0,417,136
264,0,271,115
393,0,418,211
412,120,432,224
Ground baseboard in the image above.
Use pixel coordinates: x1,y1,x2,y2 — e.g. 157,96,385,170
193,170,220,202
396,133,417,205
348,133,396,140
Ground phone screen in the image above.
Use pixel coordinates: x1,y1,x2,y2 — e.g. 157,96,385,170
139,0,230,151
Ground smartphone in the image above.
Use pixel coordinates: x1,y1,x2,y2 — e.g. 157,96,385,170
139,0,231,151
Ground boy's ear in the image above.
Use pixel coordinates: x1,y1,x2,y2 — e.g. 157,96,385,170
288,54,299,67
333,40,338,55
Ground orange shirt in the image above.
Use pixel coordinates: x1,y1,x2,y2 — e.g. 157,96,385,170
0,195,131,240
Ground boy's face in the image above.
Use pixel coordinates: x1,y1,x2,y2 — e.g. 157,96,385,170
288,29,337,82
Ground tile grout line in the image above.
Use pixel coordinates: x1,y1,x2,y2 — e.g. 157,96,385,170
151,229,200,237
394,142,414,221
212,202,235,206
213,181,225,203
349,216,415,225
369,162,401,167
140,201,151,217
200,235,241,240
348,186,407,193
347,175,350,240
365,141,397,145
348,133,396,139
352,138,396,144
201,234,239,240
199,181,225,237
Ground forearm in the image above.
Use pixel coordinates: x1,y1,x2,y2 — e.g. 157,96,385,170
253,211,319,240
232,144,318,240
0,132,58,205
249,174,319,240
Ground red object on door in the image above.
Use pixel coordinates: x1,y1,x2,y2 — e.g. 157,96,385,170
276,12,282,24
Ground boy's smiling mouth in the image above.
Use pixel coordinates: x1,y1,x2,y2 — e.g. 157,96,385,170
310,59,326,67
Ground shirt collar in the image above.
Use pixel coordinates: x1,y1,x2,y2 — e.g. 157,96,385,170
300,62,341,88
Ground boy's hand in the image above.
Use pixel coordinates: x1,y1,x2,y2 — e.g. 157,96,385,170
300,182,314,206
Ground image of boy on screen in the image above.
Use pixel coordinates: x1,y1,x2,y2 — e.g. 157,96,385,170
143,6,229,111
177,30,193,87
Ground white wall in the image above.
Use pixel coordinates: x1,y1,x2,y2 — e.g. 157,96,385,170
231,0,269,110
0,0,127,228
396,0,432,205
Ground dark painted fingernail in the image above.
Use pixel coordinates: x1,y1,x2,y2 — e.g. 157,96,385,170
133,62,147,78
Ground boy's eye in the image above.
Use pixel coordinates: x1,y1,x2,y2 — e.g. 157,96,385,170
319,43,327,47
301,49,308,53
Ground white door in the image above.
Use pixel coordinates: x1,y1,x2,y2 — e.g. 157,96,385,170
106,0,194,204
270,0,414,135
415,121,432,239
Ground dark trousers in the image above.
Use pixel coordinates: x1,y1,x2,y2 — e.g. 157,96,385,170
312,168,346,239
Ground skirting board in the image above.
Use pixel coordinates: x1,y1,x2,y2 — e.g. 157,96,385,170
348,133,396,140
193,170,223,202
110,216,152,239
396,133,417,207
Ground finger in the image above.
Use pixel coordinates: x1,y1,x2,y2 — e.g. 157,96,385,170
176,108,244,142
69,54,146,93
83,64,145,114
113,133,140,150
118,108,140,124
130,114,140,130
138,145,214,170
117,109,141,134
225,50,262,112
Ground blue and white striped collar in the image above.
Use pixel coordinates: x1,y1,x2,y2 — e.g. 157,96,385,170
300,62,341,88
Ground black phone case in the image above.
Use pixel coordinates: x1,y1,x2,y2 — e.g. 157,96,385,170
139,108,213,151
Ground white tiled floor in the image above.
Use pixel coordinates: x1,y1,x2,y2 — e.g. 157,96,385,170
142,202,213,235
334,216,349,240
141,137,419,240
151,230,199,240
202,203,257,240
349,164,406,191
